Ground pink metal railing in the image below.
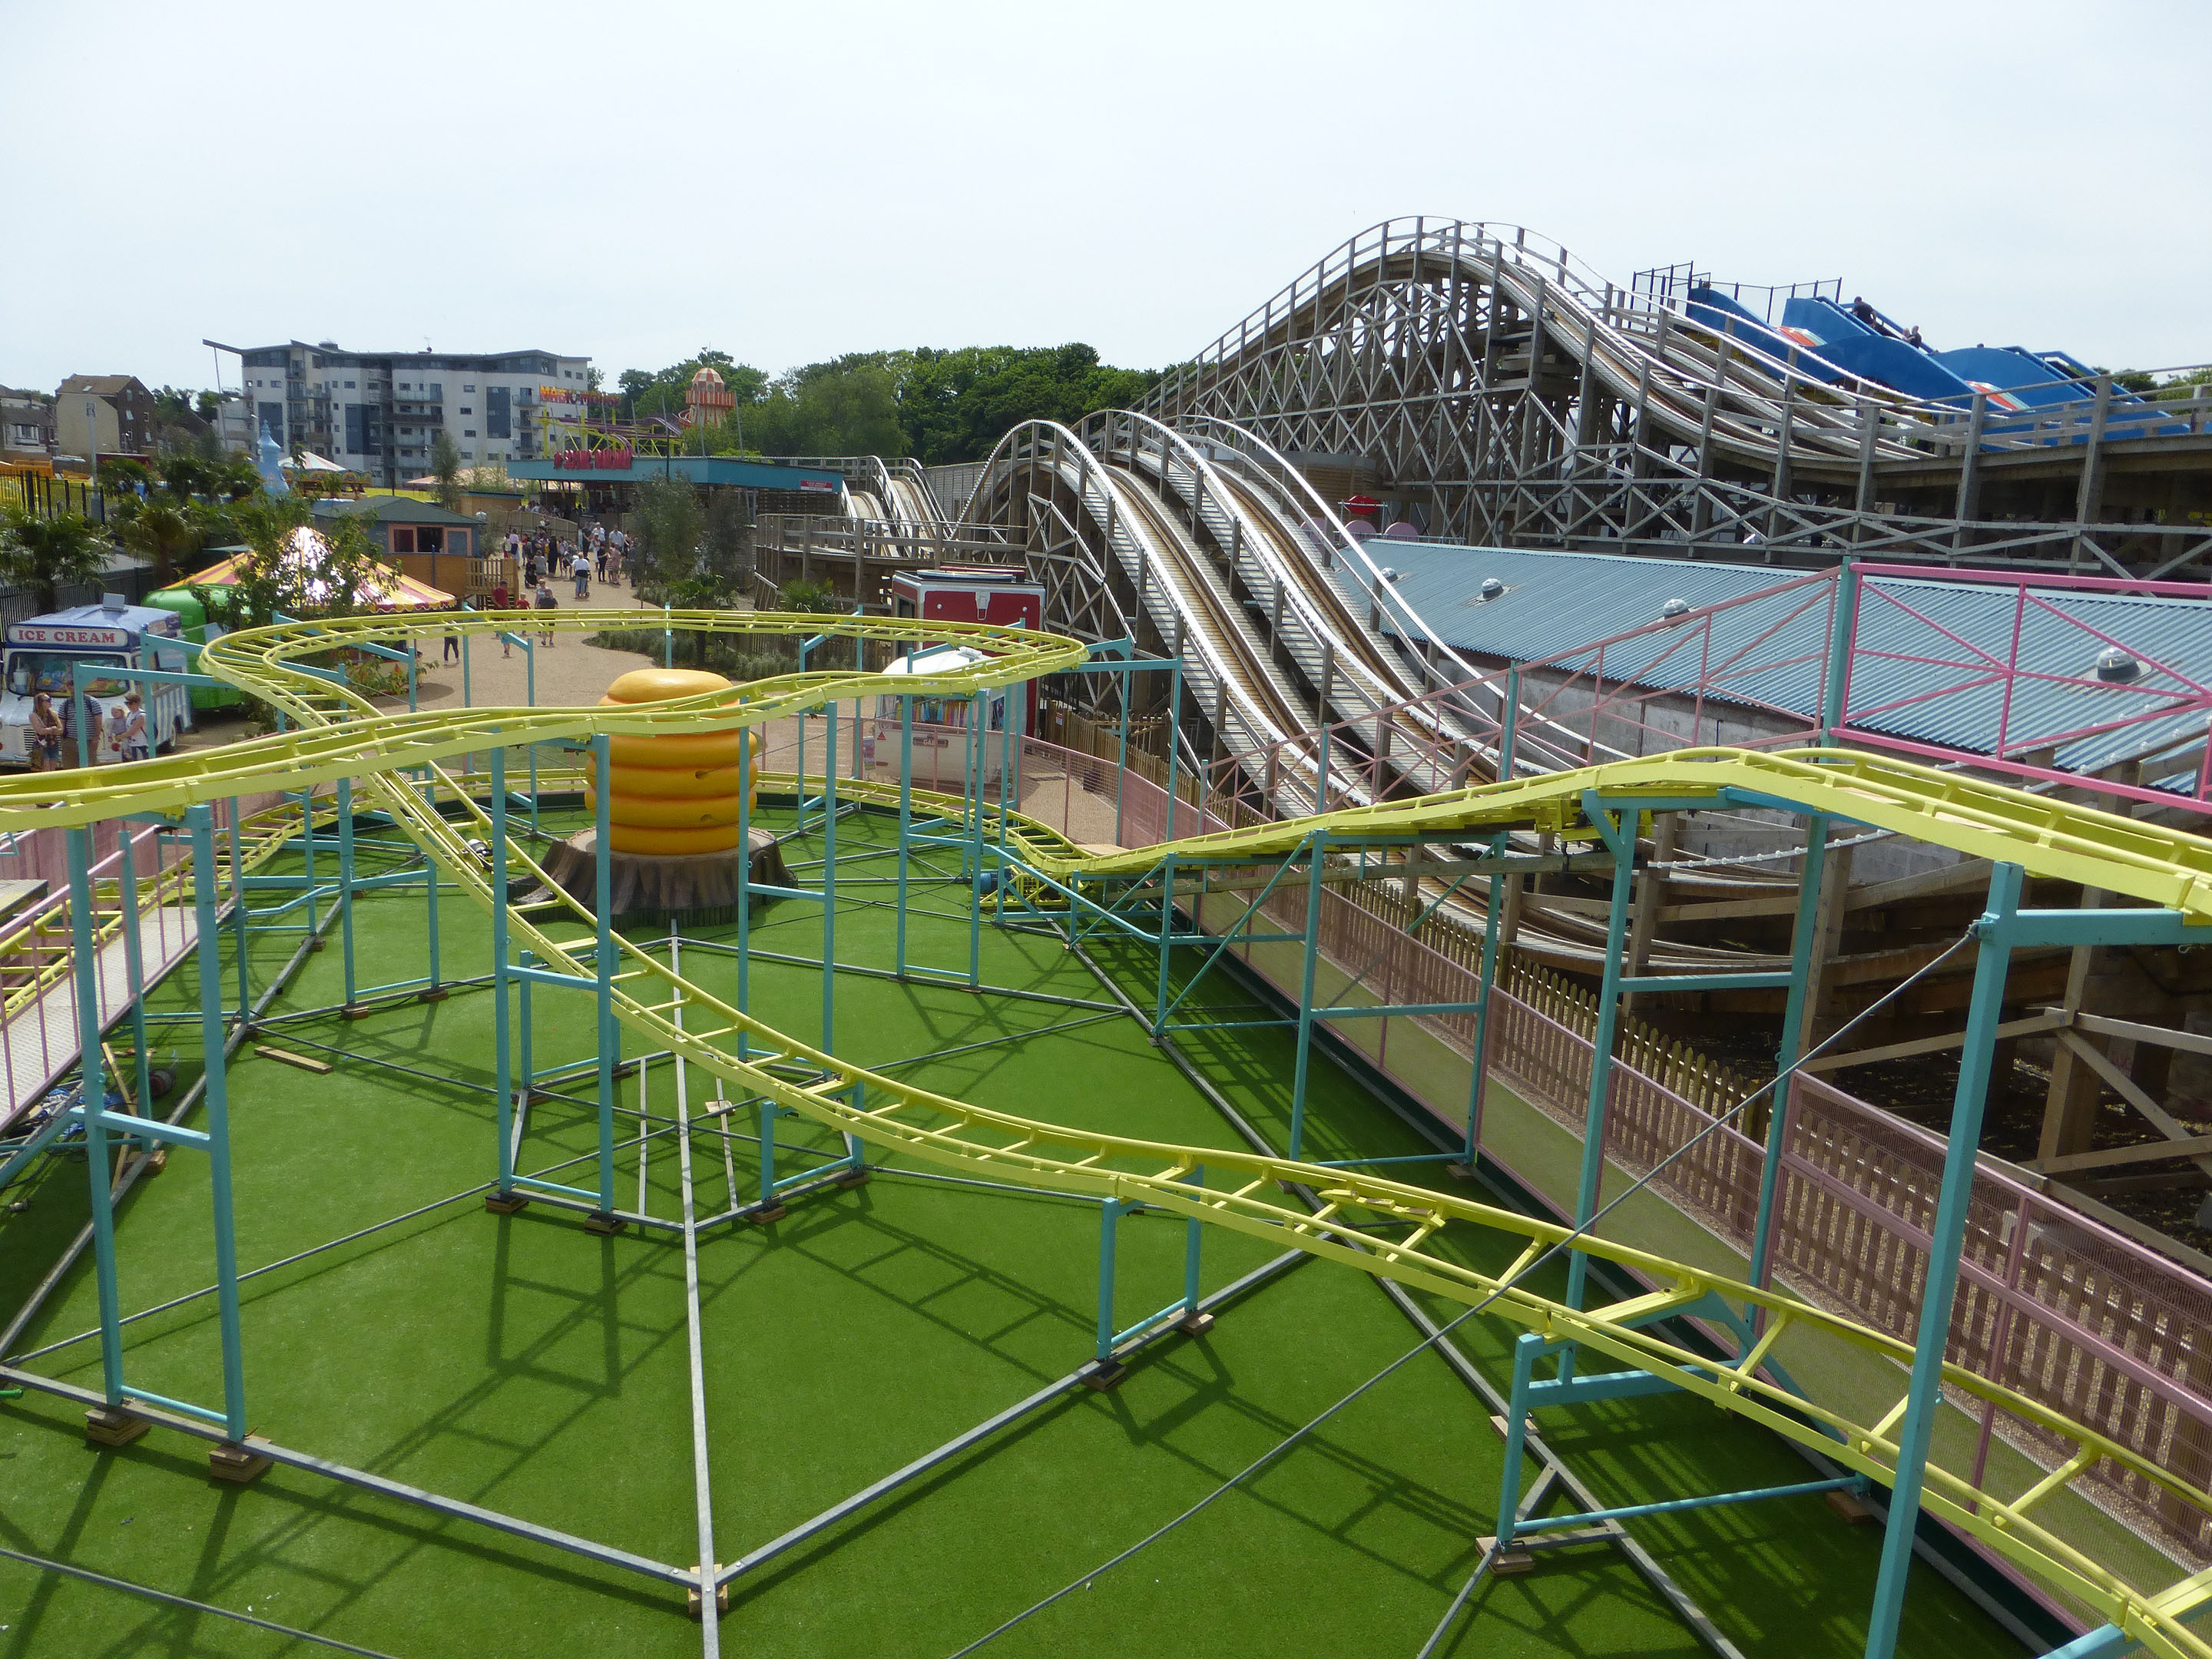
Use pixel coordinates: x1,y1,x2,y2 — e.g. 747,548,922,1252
0,792,289,1127
957,737,2212,1561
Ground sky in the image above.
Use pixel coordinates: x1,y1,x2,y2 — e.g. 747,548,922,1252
4,0,2207,395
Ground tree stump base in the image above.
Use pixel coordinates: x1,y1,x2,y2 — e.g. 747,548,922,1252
535,830,790,923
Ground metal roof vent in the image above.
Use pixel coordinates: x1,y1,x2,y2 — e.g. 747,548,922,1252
2095,647,2141,684
1479,577,1505,601
1380,567,1402,583
1660,598,1691,620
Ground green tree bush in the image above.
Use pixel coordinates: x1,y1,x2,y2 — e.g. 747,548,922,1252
0,505,111,612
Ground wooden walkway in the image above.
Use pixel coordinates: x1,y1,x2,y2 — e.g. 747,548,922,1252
0,906,200,1128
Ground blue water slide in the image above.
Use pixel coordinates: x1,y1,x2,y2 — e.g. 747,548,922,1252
1777,296,1979,401
1932,346,2186,440
1684,286,1849,384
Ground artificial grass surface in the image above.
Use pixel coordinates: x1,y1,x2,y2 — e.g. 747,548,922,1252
0,806,2027,1657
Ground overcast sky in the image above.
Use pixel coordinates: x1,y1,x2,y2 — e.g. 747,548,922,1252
5,1,2205,394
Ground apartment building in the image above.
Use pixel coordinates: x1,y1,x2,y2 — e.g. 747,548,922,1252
55,375,159,466
207,339,593,488
1,387,55,463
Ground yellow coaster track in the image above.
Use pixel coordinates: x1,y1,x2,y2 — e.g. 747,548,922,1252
8,608,2212,1656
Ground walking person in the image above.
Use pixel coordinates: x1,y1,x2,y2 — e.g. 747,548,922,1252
442,607,462,664
492,581,512,657
28,691,61,772
572,545,591,600
75,693,103,769
535,578,558,647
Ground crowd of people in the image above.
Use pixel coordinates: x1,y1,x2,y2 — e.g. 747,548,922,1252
24,687,149,771
464,519,635,658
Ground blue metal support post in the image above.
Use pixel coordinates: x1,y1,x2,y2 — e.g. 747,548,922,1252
1095,1200,1130,1363
1565,805,1637,1333
995,700,1012,924
1152,853,1178,1035
896,694,912,978
188,807,249,1443
1464,831,1509,1165
1164,660,1182,842
1113,678,1131,844
337,778,356,1009
67,829,126,1413
489,746,517,1199
114,834,151,1150
1862,863,2023,1659
968,690,985,988
1750,813,1829,1304
422,774,442,996
1287,831,1329,1160
227,800,249,1019
591,735,619,1227
736,707,752,1060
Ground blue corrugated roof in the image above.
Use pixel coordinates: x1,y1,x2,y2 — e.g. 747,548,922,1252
1335,542,2212,784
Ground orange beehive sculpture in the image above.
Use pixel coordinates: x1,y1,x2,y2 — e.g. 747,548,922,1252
583,667,759,856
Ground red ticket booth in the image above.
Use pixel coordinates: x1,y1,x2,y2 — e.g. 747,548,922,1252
888,565,1045,727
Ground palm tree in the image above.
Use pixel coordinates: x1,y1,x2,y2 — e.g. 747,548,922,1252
0,505,111,614
119,498,197,588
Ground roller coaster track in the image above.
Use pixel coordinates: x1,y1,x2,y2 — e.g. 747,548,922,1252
1126,216,2212,572
1149,217,1932,516
5,608,2212,1652
960,412,1796,979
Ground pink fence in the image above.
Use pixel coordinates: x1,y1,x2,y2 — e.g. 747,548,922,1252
951,738,2212,1563
0,792,288,1128
1231,869,2212,1561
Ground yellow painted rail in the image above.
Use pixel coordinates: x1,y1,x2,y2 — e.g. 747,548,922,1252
5,608,2210,1654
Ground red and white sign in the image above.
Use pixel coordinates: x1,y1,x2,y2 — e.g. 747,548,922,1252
12,625,133,648
799,478,837,492
553,447,634,471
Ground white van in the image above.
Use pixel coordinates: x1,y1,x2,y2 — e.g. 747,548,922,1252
0,598,194,767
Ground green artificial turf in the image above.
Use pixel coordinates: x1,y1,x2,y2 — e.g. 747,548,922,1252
0,806,2030,1657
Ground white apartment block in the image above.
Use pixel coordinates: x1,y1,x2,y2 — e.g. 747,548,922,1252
207,338,593,487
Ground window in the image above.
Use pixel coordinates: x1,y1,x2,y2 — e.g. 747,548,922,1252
485,386,510,438
344,380,356,389
8,653,129,700
463,430,476,438
459,406,472,415
462,384,475,392
390,526,415,552
399,382,410,391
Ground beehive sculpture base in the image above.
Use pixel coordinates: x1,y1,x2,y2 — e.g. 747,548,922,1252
538,828,790,922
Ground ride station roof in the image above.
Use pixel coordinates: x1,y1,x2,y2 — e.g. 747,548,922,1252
1333,540,2212,786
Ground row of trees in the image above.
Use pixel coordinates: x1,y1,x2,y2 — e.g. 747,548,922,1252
0,488,392,625
614,343,1161,465
88,452,268,588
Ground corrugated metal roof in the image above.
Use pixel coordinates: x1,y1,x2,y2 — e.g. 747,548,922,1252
1333,542,2212,785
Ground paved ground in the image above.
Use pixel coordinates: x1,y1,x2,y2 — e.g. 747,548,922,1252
169,578,730,760
382,577,691,715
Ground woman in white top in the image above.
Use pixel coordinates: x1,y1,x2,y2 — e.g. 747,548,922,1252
108,692,150,762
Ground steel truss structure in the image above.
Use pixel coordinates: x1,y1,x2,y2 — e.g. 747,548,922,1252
1144,217,2212,577
0,608,2208,1657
